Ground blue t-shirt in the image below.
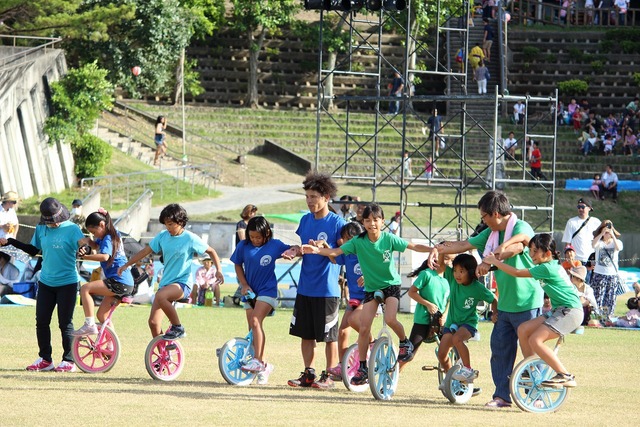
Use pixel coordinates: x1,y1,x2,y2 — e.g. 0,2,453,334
96,233,134,286
149,229,208,288
296,211,346,297
230,238,290,298
31,221,84,286
335,254,365,300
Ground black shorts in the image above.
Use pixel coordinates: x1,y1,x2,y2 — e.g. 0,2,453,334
363,285,401,304
408,311,443,349
104,278,135,297
289,294,339,343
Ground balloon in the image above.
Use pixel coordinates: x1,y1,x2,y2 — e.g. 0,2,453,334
131,66,141,76
505,12,511,22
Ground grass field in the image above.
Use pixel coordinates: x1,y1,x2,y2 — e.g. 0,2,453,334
1,285,637,426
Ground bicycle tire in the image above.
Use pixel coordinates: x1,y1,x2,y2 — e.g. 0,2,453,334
144,335,185,381
510,356,570,413
341,343,369,392
217,337,256,386
72,325,120,374
368,336,399,400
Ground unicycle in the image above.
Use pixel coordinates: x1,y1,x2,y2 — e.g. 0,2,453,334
420,336,462,398
72,296,131,373
341,342,370,392
509,328,582,413
144,299,188,381
216,330,256,386
368,290,399,401
442,359,475,404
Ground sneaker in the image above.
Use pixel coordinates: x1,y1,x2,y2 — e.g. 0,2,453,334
542,373,577,388
256,363,274,385
162,325,186,340
438,379,446,391
452,366,479,382
350,366,369,386
311,370,335,390
398,339,414,362
326,364,342,380
72,323,98,336
241,357,265,373
287,368,316,387
54,360,77,373
26,357,54,372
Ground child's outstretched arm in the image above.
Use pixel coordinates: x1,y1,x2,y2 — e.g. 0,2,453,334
300,244,344,258
493,233,529,260
118,245,153,276
204,246,224,284
406,242,433,253
483,252,532,278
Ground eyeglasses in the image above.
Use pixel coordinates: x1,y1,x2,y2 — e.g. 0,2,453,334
480,212,489,222
577,205,587,209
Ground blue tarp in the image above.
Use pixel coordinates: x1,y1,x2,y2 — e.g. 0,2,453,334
565,180,640,191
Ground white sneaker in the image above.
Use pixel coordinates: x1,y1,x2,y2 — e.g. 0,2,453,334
54,360,77,373
241,357,265,373
256,363,274,385
452,366,478,382
72,323,99,336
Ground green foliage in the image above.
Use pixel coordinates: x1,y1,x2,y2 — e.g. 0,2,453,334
72,134,112,178
230,0,298,34
545,53,557,62
590,60,604,73
634,73,640,87
558,79,589,95
522,46,540,61
183,59,205,97
603,27,640,53
44,62,114,178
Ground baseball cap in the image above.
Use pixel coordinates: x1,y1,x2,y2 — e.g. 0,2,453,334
577,198,592,211
564,245,576,253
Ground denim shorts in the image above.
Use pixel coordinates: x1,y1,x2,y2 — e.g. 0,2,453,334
244,295,278,310
442,323,477,337
544,306,583,336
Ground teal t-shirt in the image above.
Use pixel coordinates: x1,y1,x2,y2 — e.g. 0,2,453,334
468,219,543,312
149,229,208,288
529,260,582,310
412,269,450,325
444,266,495,329
31,222,84,286
340,232,409,292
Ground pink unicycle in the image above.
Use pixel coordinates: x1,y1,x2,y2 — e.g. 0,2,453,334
71,296,132,373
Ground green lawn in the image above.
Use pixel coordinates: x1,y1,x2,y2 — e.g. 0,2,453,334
0,287,636,426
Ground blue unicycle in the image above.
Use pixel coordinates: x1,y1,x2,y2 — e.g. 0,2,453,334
368,290,399,401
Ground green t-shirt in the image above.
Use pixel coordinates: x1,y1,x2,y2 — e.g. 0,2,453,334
340,232,409,292
468,219,543,312
529,260,582,310
444,266,495,329
412,269,450,325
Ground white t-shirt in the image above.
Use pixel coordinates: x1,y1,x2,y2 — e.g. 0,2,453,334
514,103,525,117
594,239,623,276
562,215,601,262
0,208,18,240
601,171,618,187
504,137,518,150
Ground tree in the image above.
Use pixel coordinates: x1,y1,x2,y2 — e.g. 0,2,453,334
230,0,299,108
44,62,114,178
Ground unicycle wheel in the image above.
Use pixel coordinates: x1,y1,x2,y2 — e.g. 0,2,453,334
368,336,399,400
510,356,570,413
436,346,459,396
145,335,185,381
442,362,474,404
341,343,369,392
217,337,256,386
72,325,121,374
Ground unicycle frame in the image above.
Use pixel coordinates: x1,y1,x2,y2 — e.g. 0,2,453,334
368,292,399,400
216,330,257,386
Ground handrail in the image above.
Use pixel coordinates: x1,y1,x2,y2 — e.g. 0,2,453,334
512,1,640,27
0,35,61,70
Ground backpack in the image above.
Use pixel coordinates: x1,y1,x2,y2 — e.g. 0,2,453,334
485,68,491,80
455,49,464,63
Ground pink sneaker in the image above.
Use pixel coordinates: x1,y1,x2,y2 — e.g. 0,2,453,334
72,323,99,336
26,357,54,372
241,358,265,373
327,364,342,380
54,361,77,373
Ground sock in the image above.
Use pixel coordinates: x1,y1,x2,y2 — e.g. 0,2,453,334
85,317,95,326
359,361,367,370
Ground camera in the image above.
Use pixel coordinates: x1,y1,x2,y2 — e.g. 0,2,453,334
606,223,612,229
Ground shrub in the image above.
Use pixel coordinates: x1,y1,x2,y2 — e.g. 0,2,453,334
634,73,640,86
72,134,112,178
522,46,540,61
558,79,588,95
590,60,604,73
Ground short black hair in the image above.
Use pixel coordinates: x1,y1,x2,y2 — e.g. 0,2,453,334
452,253,478,282
159,204,189,227
477,190,511,216
245,216,272,243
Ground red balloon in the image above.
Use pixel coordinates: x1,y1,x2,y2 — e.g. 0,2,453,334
131,66,141,76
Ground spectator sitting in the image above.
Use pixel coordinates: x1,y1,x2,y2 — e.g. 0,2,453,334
541,293,552,316
580,130,598,156
567,265,598,326
599,164,618,202
623,127,637,156
0,252,20,297
602,134,615,156
503,131,518,159
561,245,581,272
590,173,601,199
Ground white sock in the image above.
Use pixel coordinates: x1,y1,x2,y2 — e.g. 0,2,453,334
85,317,95,326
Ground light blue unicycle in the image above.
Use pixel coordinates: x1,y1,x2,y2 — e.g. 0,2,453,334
509,328,583,413
217,330,256,386
368,290,400,401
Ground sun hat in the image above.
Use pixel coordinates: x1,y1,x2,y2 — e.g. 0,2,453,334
201,255,212,262
1,191,20,203
568,265,587,282
39,197,70,224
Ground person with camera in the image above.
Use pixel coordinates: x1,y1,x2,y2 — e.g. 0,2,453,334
590,220,623,317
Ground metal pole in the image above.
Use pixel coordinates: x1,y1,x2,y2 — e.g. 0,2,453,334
181,48,187,163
